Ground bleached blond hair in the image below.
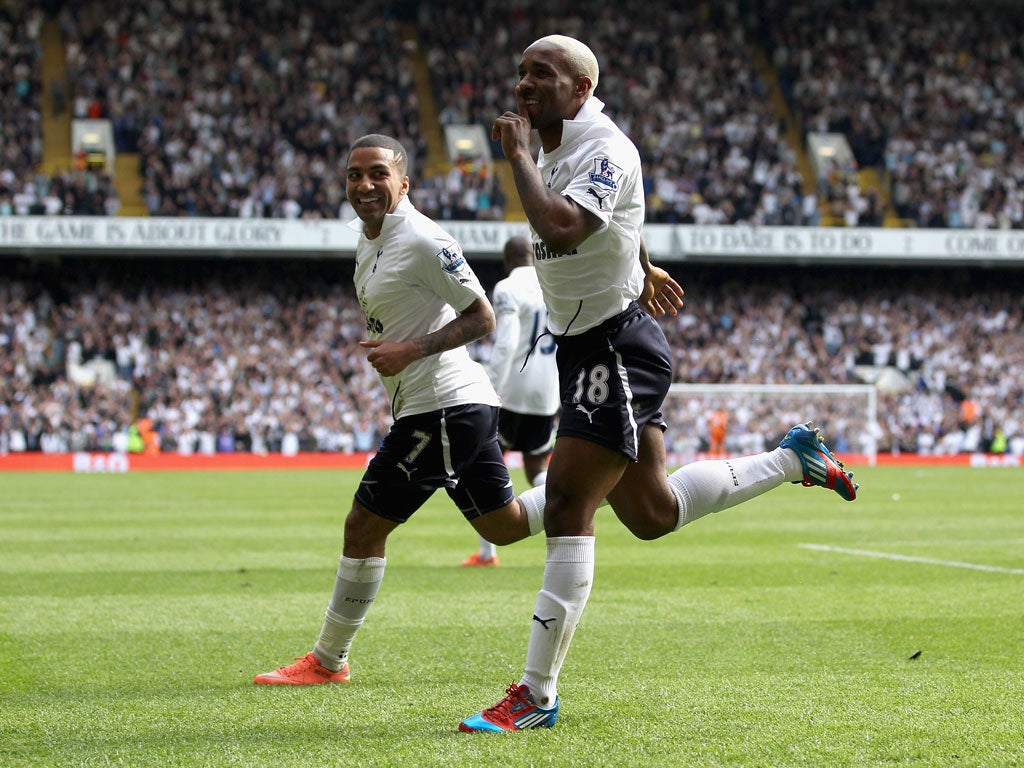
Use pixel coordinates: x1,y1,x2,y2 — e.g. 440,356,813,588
531,34,599,95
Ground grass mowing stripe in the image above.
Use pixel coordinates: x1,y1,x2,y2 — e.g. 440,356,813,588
2,465,1024,767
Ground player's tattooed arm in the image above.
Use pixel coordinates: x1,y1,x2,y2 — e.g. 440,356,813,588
413,297,495,357
361,297,496,377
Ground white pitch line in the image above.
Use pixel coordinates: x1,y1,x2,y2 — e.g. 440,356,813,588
799,544,1024,575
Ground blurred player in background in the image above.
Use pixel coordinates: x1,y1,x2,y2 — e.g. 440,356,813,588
708,408,728,455
459,34,858,733
253,134,548,687
463,235,560,567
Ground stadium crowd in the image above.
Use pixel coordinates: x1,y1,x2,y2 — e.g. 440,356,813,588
58,0,435,219
3,2,1024,460
1,2,122,218
421,0,820,226
1,5,45,214
2,259,1021,458
754,0,1024,229
2,0,1022,227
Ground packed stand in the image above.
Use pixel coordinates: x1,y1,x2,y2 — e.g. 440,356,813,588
2,260,1022,458
0,4,120,218
419,0,819,226
59,0,430,220
658,266,1024,456
750,0,1024,229
19,1,1024,227
1,5,43,215
0,259,394,455
410,157,508,222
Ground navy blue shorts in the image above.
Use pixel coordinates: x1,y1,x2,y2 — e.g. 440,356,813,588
554,302,673,461
354,404,514,523
497,409,557,456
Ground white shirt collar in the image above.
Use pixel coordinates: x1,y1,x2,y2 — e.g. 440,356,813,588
345,195,415,234
558,96,607,146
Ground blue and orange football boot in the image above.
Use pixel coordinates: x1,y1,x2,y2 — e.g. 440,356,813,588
780,422,858,501
459,683,559,732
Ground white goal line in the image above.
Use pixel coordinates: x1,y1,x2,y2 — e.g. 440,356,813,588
799,543,1024,575
669,384,875,395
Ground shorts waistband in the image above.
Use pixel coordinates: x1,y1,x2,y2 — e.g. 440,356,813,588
556,301,643,340
592,301,643,334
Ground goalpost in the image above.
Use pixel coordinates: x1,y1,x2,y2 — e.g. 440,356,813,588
664,383,877,467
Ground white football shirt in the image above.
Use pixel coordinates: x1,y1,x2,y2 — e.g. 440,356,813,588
532,96,646,335
484,265,560,416
349,197,499,419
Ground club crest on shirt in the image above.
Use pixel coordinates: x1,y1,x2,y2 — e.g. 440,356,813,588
546,163,560,188
435,245,467,274
589,157,621,190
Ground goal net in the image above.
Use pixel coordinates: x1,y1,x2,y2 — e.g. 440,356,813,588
663,383,877,468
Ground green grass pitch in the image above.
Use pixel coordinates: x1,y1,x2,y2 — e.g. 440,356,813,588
2,466,1023,767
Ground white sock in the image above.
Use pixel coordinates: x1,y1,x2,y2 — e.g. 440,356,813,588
517,485,546,536
313,556,385,670
668,447,800,531
532,470,548,487
477,536,497,559
520,536,595,708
